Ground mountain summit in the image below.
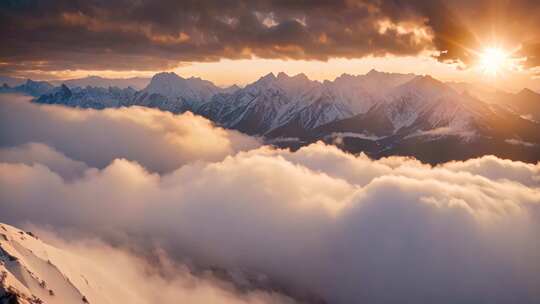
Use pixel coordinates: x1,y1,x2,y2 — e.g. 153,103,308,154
130,72,225,112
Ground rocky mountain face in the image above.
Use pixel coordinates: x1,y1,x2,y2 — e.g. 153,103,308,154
13,70,540,163
307,76,540,163
449,82,540,123
198,70,415,136
486,88,540,122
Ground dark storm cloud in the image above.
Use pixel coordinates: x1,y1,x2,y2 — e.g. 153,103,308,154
0,0,539,74
379,0,481,65
0,0,430,73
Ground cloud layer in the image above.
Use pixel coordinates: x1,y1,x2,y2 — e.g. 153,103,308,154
1,95,539,302
0,94,259,173
2,0,539,75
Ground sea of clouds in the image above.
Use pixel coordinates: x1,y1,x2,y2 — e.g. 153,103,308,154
1,94,539,303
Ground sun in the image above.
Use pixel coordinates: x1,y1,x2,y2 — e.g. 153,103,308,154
479,47,508,76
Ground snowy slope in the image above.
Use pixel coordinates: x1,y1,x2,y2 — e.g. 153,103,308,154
329,70,415,112
264,72,496,140
198,73,315,134
0,223,303,304
343,75,493,138
199,72,357,134
380,75,459,131
0,223,109,304
199,70,420,135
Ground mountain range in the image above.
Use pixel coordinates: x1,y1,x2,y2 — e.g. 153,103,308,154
0,75,150,91
1,79,55,97
51,76,150,90
2,70,540,164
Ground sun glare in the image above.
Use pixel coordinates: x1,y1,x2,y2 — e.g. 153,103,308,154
479,47,508,76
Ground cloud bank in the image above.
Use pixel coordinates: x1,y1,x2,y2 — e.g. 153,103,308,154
1,95,539,303
2,0,539,75
0,94,259,173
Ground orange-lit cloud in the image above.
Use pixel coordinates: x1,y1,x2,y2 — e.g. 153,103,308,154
1,1,540,88
0,94,259,172
0,0,432,74
1,140,539,303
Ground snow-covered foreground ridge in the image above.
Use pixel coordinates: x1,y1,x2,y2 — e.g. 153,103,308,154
0,223,297,304
0,223,96,304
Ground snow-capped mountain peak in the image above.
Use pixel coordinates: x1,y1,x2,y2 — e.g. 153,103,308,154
276,71,288,80
256,72,277,83
144,72,222,100
128,72,225,112
145,72,187,97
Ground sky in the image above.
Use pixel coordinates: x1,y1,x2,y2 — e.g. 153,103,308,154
1,0,540,90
